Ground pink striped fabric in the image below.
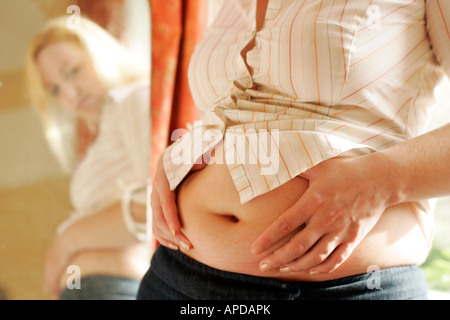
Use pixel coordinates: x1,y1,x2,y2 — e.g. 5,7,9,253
163,0,449,223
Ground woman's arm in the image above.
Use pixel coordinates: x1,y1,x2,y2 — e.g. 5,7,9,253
62,201,146,252
251,122,450,274
379,123,450,201
43,201,146,296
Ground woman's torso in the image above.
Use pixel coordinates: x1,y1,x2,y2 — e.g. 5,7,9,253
172,0,440,281
58,244,150,290
177,163,429,282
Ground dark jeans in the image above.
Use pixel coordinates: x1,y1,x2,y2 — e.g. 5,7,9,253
137,246,429,300
59,275,141,300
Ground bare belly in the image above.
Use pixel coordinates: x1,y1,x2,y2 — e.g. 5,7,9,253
176,163,430,282
58,243,150,289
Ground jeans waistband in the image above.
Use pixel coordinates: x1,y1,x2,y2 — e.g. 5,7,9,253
144,246,428,300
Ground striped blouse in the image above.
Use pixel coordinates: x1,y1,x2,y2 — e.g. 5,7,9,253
57,81,150,238
163,0,450,228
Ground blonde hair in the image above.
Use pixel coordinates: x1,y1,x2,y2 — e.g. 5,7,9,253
26,15,148,124
25,16,149,172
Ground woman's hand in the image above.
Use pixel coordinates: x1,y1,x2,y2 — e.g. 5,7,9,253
151,155,206,251
43,235,74,297
251,153,398,275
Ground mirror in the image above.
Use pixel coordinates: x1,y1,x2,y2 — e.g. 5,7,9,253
0,0,150,299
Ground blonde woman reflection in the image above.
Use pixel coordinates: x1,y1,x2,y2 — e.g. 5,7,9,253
26,16,151,300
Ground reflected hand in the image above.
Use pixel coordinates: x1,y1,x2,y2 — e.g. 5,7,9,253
251,154,395,275
43,237,72,298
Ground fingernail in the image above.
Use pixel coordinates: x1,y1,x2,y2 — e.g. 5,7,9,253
169,225,177,236
259,262,271,272
179,241,191,251
309,269,320,275
168,243,179,250
280,265,291,273
251,245,263,255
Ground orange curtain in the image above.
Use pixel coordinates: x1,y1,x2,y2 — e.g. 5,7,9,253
149,0,207,178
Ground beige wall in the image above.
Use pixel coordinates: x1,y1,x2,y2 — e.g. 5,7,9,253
0,0,77,300
0,0,74,72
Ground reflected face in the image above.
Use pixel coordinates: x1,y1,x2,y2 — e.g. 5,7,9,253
36,41,106,123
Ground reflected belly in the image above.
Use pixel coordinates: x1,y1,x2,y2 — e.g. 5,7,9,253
58,243,150,289
176,163,430,282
